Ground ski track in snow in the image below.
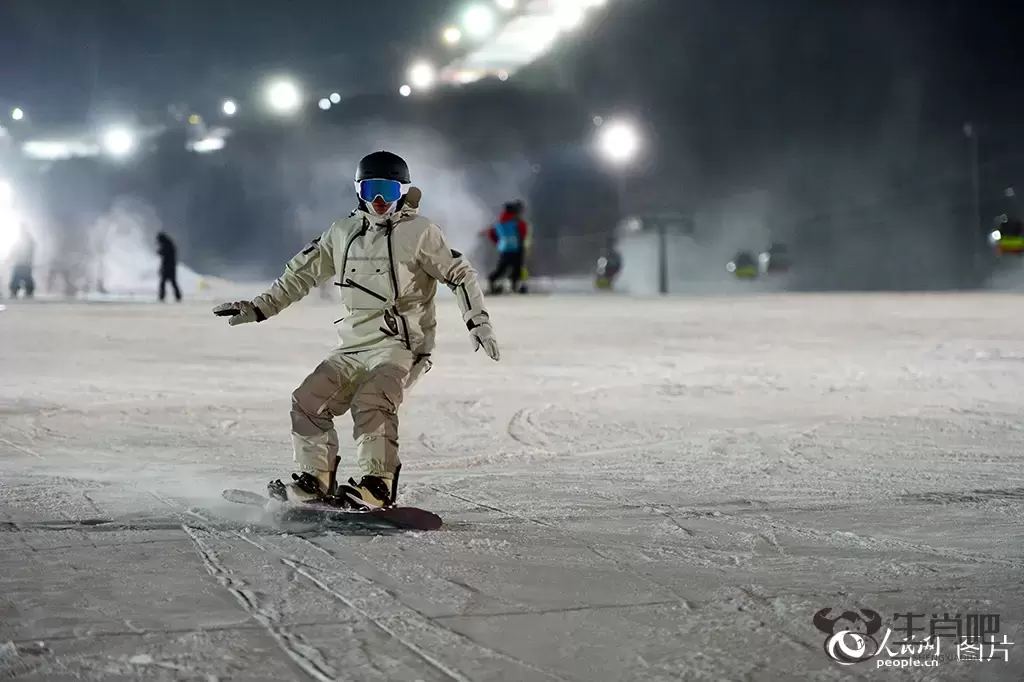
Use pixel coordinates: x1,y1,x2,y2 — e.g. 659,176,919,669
167,493,572,681
1,294,1024,681
181,524,338,682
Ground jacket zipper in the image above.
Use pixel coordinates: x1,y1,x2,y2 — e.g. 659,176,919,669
385,226,412,350
337,218,368,277
342,278,388,302
335,216,411,349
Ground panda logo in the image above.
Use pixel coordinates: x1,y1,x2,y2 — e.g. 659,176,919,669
813,607,884,665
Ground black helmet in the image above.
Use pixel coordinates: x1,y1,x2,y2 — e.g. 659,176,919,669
503,199,525,214
355,151,410,184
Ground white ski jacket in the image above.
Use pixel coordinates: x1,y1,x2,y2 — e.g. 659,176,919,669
251,204,490,357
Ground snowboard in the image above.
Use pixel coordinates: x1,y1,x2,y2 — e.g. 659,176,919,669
221,488,443,531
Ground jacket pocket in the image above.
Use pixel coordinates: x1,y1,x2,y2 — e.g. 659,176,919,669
337,258,393,311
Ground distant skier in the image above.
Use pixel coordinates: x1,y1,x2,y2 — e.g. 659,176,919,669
212,151,499,509
993,214,1024,256
727,250,759,279
8,227,35,298
759,242,791,274
595,240,622,290
156,232,182,302
482,200,530,294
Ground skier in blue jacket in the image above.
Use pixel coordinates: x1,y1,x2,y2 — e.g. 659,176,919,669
482,200,530,294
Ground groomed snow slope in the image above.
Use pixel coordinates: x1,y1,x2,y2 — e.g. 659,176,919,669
1,294,1022,681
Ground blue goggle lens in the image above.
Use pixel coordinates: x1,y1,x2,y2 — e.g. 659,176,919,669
357,179,403,203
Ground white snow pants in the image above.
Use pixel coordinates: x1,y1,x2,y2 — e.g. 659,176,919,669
290,345,414,481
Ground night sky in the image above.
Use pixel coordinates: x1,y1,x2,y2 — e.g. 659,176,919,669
1,0,1021,136
0,0,453,123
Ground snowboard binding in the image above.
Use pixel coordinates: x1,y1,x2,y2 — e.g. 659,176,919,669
267,465,401,511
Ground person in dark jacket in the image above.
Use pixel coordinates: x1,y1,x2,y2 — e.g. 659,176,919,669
9,227,36,298
481,200,530,294
156,232,182,302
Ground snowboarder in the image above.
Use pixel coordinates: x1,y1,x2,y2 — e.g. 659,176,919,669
8,227,35,298
482,200,530,294
157,232,182,302
212,151,499,508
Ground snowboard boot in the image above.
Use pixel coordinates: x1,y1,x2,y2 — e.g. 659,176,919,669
338,475,395,509
268,470,334,504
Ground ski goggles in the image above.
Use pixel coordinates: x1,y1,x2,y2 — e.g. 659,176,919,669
356,179,406,203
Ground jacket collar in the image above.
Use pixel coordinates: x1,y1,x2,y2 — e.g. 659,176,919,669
354,203,418,229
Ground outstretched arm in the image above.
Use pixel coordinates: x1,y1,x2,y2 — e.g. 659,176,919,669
214,224,337,325
416,222,499,360
417,223,490,325
252,226,337,319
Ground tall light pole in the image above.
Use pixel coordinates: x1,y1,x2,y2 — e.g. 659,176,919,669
597,119,640,217
964,122,982,273
596,119,664,292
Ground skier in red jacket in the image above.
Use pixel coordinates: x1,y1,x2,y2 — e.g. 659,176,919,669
481,200,531,294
